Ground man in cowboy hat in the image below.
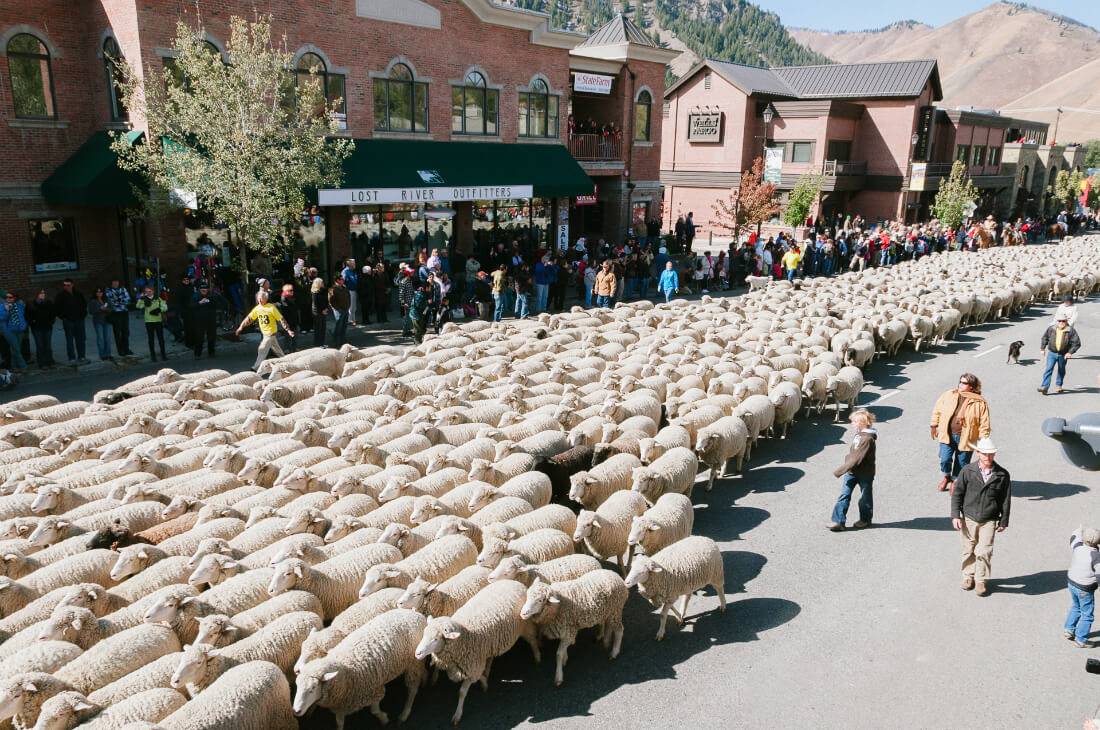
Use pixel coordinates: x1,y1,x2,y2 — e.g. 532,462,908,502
1038,311,1081,394
951,437,1011,596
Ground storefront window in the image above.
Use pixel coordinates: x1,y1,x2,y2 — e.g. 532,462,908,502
29,218,78,273
531,198,551,249
7,33,56,119
452,71,498,136
519,79,558,138
634,90,651,142
972,146,986,166
632,202,648,235
295,52,347,130
374,63,428,133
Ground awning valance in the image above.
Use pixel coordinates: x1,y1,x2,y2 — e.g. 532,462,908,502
317,138,593,205
41,130,144,208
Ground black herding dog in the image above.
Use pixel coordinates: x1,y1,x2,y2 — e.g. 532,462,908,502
1007,340,1025,364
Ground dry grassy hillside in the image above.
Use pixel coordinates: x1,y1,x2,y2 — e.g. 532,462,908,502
791,2,1100,144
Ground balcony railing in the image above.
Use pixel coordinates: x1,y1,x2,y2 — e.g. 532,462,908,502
569,133,623,162
822,160,867,176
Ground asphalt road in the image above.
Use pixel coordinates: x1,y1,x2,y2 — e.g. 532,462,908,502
4,255,1099,728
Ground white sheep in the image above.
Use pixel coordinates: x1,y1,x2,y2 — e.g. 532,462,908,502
267,543,403,621
638,424,692,465
694,416,750,490
358,534,478,597
826,366,865,421
627,493,695,557
0,672,78,730
573,489,648,574
623,535,726,640
0,641,82,679
519,569,628,685
476,527,574,571
630,447,698,504
158,660,297,730
567,453,642,510
413,580,541,725
53,623,182,695
467,453,538,487
293,609,427,728
395,564,491,617
487,552,601,587
292,588,404,674
32,687,186,730
466,471,552,513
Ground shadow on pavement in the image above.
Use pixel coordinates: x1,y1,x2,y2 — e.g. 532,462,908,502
692,505,770,542
874,516,954,531
989,569,1066,596
1012,480,1089,501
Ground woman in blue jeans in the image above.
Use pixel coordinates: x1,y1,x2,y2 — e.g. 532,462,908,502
1064,527,1100,648
2,291,28,370
88,288,113,360
828,409,877,531
929,373,990,492
657,261,679,303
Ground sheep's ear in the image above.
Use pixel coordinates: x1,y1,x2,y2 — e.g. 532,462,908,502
442,629,461,640
71,617,83,631
293,563,305,578
22,681,37,693
648,524,661,532
137,549,148,559
180,596,198,606
86,589,98,600
383,568,402,578
548,593,561,605
456,523,469,533
2,552,16,561
322,671,339,683
649,563,663,573
311,516,325,524
183,643,192,651
591,516,602,528
72,698,96,712
223,560,239,570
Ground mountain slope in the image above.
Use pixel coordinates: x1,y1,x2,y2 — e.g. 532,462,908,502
791,2,1100,144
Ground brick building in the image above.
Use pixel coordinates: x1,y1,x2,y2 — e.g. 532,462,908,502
660,58,1055,244
0,2,673,295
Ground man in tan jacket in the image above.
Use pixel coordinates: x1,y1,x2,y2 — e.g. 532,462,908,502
593,261,617,309
930,372,991,492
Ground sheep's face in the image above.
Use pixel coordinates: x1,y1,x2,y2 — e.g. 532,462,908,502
37,608,87,642
0,678,35,722
475,538,509,569
189,554,239,588
292,666,337,716
0,552,27,579
624,555,658,588
30,486,64,514
573,511,599,542
395,576,433,611
284,508,326,537
520,579,558,620
269,540,310,567
324,516,360,544
237,458,266,483
695,432,720,453
627,516,657,548
38,433,70,454
268,559,306,595
171,643,216,689
202,446,235,471
110,546,151,582
35,691,95,730
376,523,408,549
0,518,34,541
188,538,231,569
433,516,474,542
245,506,276,528
328,476,361,499
194,615,236,647
414,620,460,660
377,478,410,503
567,473,594,504
409,497,442,525
359,564,400,598
631,468,660,501
465,484,497,514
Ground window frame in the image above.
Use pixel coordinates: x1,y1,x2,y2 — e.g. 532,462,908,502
451,70,498,137
294,51,347,130
988,146,1001,167
102,36,127,122
28,217,79,273
633,89,652,142
7,32,58,120
519,77,559,139
374,62,429,134
955,144,971,164
972,145,986,167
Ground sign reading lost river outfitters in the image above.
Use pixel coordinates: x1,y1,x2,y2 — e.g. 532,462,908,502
318,185,533,206
687,112,722,142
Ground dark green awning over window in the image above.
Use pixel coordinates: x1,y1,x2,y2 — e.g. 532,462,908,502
41,130,144,207
324,138,593,201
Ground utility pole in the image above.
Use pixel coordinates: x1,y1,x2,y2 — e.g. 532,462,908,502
1052,107,1063,145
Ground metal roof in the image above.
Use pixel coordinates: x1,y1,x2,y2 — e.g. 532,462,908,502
773,59,941,100
665,58,942,102
577,13,657,48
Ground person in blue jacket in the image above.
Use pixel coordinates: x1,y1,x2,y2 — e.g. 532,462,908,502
657,261,679,303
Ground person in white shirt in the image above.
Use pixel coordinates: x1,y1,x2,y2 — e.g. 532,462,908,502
1054,295,1078,328
1065,526,1100,647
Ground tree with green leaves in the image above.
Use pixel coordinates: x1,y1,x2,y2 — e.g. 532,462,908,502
712,157,778,241
1084,139,1100,168
784,172,824,232
112,15,352,258
931,160,979,230
1053,168,1086,212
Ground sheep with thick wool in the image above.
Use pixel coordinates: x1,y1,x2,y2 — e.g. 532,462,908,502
825,365,865,422
52,623,181,695
520,569,628,686
638,425,692,465
476,527,574,571
623,535,726,640
358,533,478,597
573,490,648,574
0,583,122,641
413,580,540,725
567,453,641,510
627,493,695,557
467,453,538,487
0,672,77,730
158,660,297,730
768,380,803,440
193,590,323,649
267,543,402,621
293,609,427,729
110,557,193,605
466,471,552,514
142,570,274,631
292,588,404,674
396,564,491,617
694,416,750,490
488,552,601,587
0,641,82,681
630,447,698,505
31,687,186,730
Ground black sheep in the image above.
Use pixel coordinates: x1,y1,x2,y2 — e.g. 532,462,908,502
536,444,594,505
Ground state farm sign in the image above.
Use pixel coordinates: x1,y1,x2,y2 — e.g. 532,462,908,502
687,112,722,143
573,73,614,95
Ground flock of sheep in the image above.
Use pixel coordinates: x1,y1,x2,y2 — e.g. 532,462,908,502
0,238,1097,729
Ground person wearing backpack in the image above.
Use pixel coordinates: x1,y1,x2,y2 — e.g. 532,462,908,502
136,286,168,362
2,290,28,370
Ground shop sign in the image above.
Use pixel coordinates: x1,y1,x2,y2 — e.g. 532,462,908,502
764,146,783,184
575,184,598,206
574,73,614,95
687,112,722,142
318,184,533,206
33,261,77,273
557,205,569,252
909,163,927,191
913,106,935,162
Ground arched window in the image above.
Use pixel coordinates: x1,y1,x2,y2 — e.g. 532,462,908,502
295,51,346,129
452,70,498,136
374,62,428,133
103,37,127,122
519,78,558,138
7,33,56,119
634,89,652,142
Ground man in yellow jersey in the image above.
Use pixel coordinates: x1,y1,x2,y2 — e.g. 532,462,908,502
236,290,294,370
781,244,802,282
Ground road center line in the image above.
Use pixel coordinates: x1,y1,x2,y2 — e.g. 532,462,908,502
872,389,900,403
974,345,1003,359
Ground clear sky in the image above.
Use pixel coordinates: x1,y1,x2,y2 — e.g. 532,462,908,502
759,0,1099,33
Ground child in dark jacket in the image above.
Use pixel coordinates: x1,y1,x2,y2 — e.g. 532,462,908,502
828,408,877,531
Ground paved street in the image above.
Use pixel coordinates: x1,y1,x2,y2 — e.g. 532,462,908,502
4,262,1099,729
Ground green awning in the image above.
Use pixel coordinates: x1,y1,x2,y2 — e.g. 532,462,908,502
41,130,144,207
322,138,593,202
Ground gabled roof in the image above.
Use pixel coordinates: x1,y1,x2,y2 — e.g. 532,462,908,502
577,13,657,49
665,57,942,102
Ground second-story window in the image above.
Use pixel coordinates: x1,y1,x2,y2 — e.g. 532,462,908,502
519,79,558,138
452,71,498,136
374,63,428,133
634,90,652,142
972,145,986,167
295,52,347,130
7,33,57,119
103,37,127,122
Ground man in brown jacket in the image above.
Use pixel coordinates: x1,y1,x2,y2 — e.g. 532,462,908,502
593,261,617,308
930,372,991,492
828,408,877,532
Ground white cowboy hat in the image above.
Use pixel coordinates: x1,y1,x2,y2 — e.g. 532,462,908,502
974,437,997,454
1055,312,1069,321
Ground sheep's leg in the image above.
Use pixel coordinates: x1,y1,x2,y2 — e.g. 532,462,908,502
554,634,575,686
368,702,389,726
679,593,691,624
481,657,493,690
713,583,727,611
521,626,541,663
452,678,477,725
735,453,744,473
334,712,347,730
610,622,624,658
615,552,625,575
706,466,716,492
399,667,423,722
656,602,672,640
